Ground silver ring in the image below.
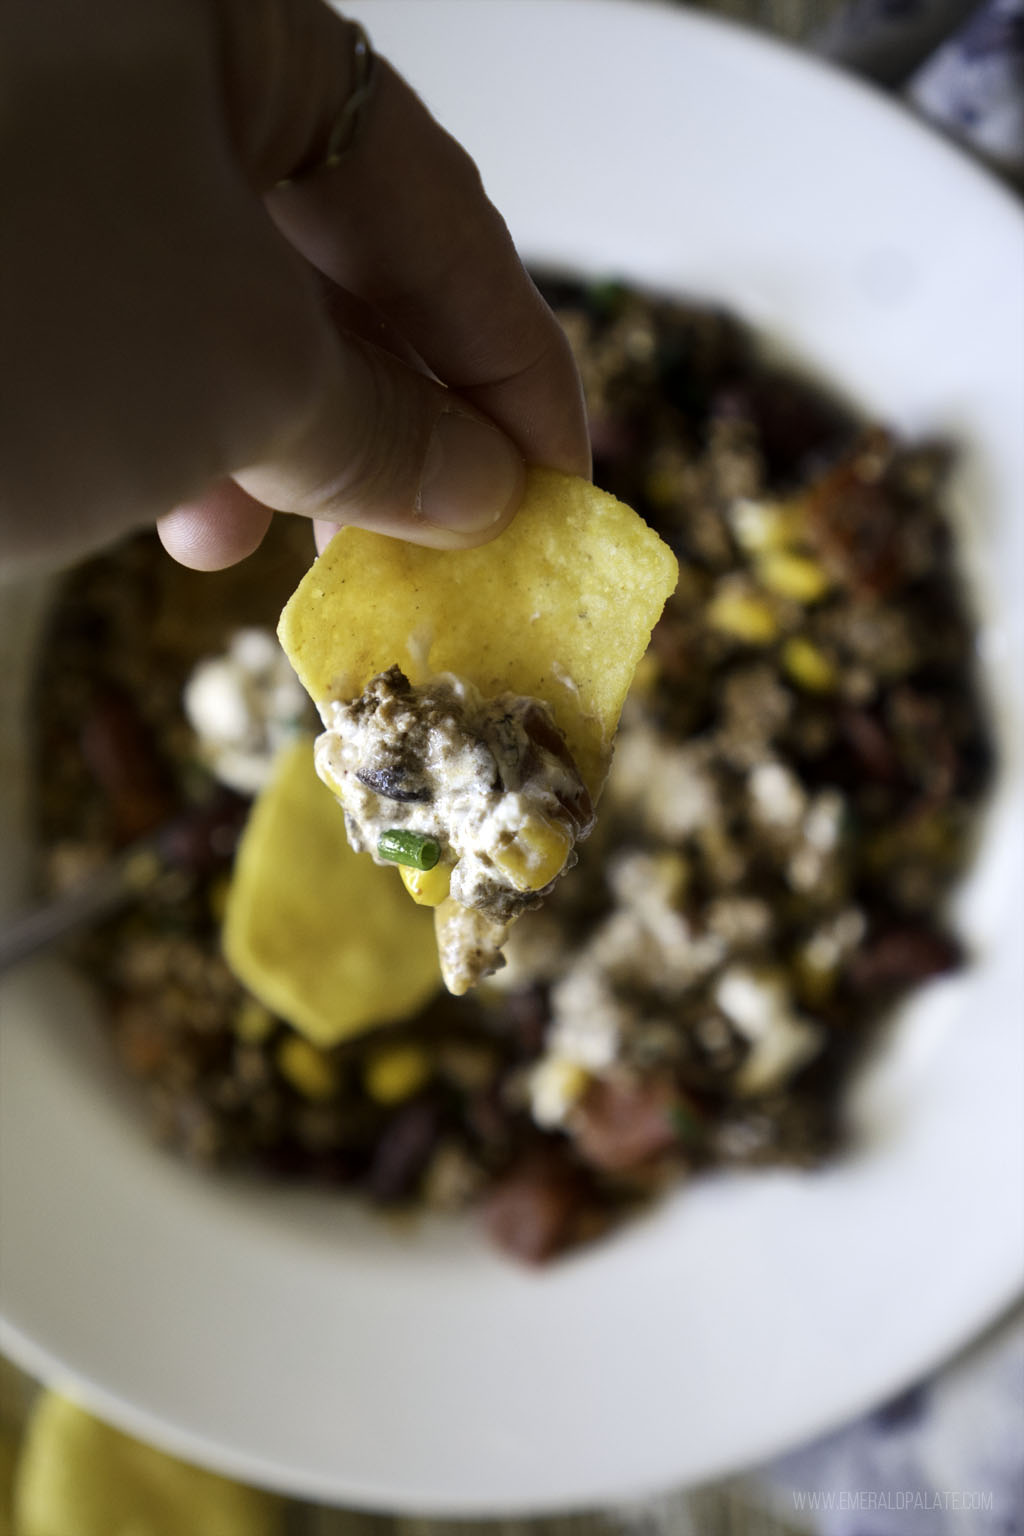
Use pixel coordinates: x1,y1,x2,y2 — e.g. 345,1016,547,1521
277,21,377,187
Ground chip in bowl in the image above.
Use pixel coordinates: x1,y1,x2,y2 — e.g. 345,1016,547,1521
223,737,440,1045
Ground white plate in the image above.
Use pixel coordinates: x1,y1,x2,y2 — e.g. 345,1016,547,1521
2,0,1023,1515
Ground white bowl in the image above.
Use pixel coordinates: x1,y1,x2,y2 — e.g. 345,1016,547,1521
2,0,1022,1514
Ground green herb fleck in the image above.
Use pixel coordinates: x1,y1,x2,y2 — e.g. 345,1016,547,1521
377,829,441,871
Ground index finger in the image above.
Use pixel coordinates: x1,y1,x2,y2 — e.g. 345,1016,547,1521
261,33,591,478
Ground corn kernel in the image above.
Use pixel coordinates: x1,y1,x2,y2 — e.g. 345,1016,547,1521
234,996,275,1043
277,1036,338,1100
757,551,831,604
364,1043,431,1104
782,636,838,692
399,859,453,907
492,816,572,892
708,588,779,644
529,1056,590,1128
650,850,690,904
730,497,806,554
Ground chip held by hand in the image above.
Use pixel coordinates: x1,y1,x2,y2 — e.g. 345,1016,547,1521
278,468,678,992
279,468,678,795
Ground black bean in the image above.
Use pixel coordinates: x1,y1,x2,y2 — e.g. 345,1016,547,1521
849,926,961,991
355,766,431,803
365,1100,441,1202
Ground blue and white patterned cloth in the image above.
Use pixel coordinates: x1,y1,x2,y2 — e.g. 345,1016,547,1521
758,1306,1024,1534
815,0,1024,176
907,0,1024,174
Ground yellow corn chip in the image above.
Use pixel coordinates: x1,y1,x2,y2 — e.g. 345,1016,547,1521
223,738,440,1046
1,1427,16,1536
278,467,678,796
14,1391,282,1536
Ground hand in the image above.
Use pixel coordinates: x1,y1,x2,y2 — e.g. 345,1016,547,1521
0,0,590,571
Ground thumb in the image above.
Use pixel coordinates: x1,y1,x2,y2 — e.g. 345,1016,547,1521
158,319,526,571
238,326,527,547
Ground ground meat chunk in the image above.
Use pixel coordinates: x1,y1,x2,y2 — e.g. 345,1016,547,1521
478,1158,591,1264
570,1073,681,1173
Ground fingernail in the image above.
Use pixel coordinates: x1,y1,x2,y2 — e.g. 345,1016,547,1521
418,410,524,532
314,518,341,555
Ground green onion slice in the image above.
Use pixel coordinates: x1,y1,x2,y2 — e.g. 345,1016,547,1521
377,829,441,871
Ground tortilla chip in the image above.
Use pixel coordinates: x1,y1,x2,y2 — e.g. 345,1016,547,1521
1,1428,17,1536
278,468,678,795
14,1391,282,1536
223,738,440,1046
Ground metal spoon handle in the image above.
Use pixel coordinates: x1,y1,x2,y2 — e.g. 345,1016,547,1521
0,841,162,975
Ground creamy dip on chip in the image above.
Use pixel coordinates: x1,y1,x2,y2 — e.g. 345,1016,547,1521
315,666,594,992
